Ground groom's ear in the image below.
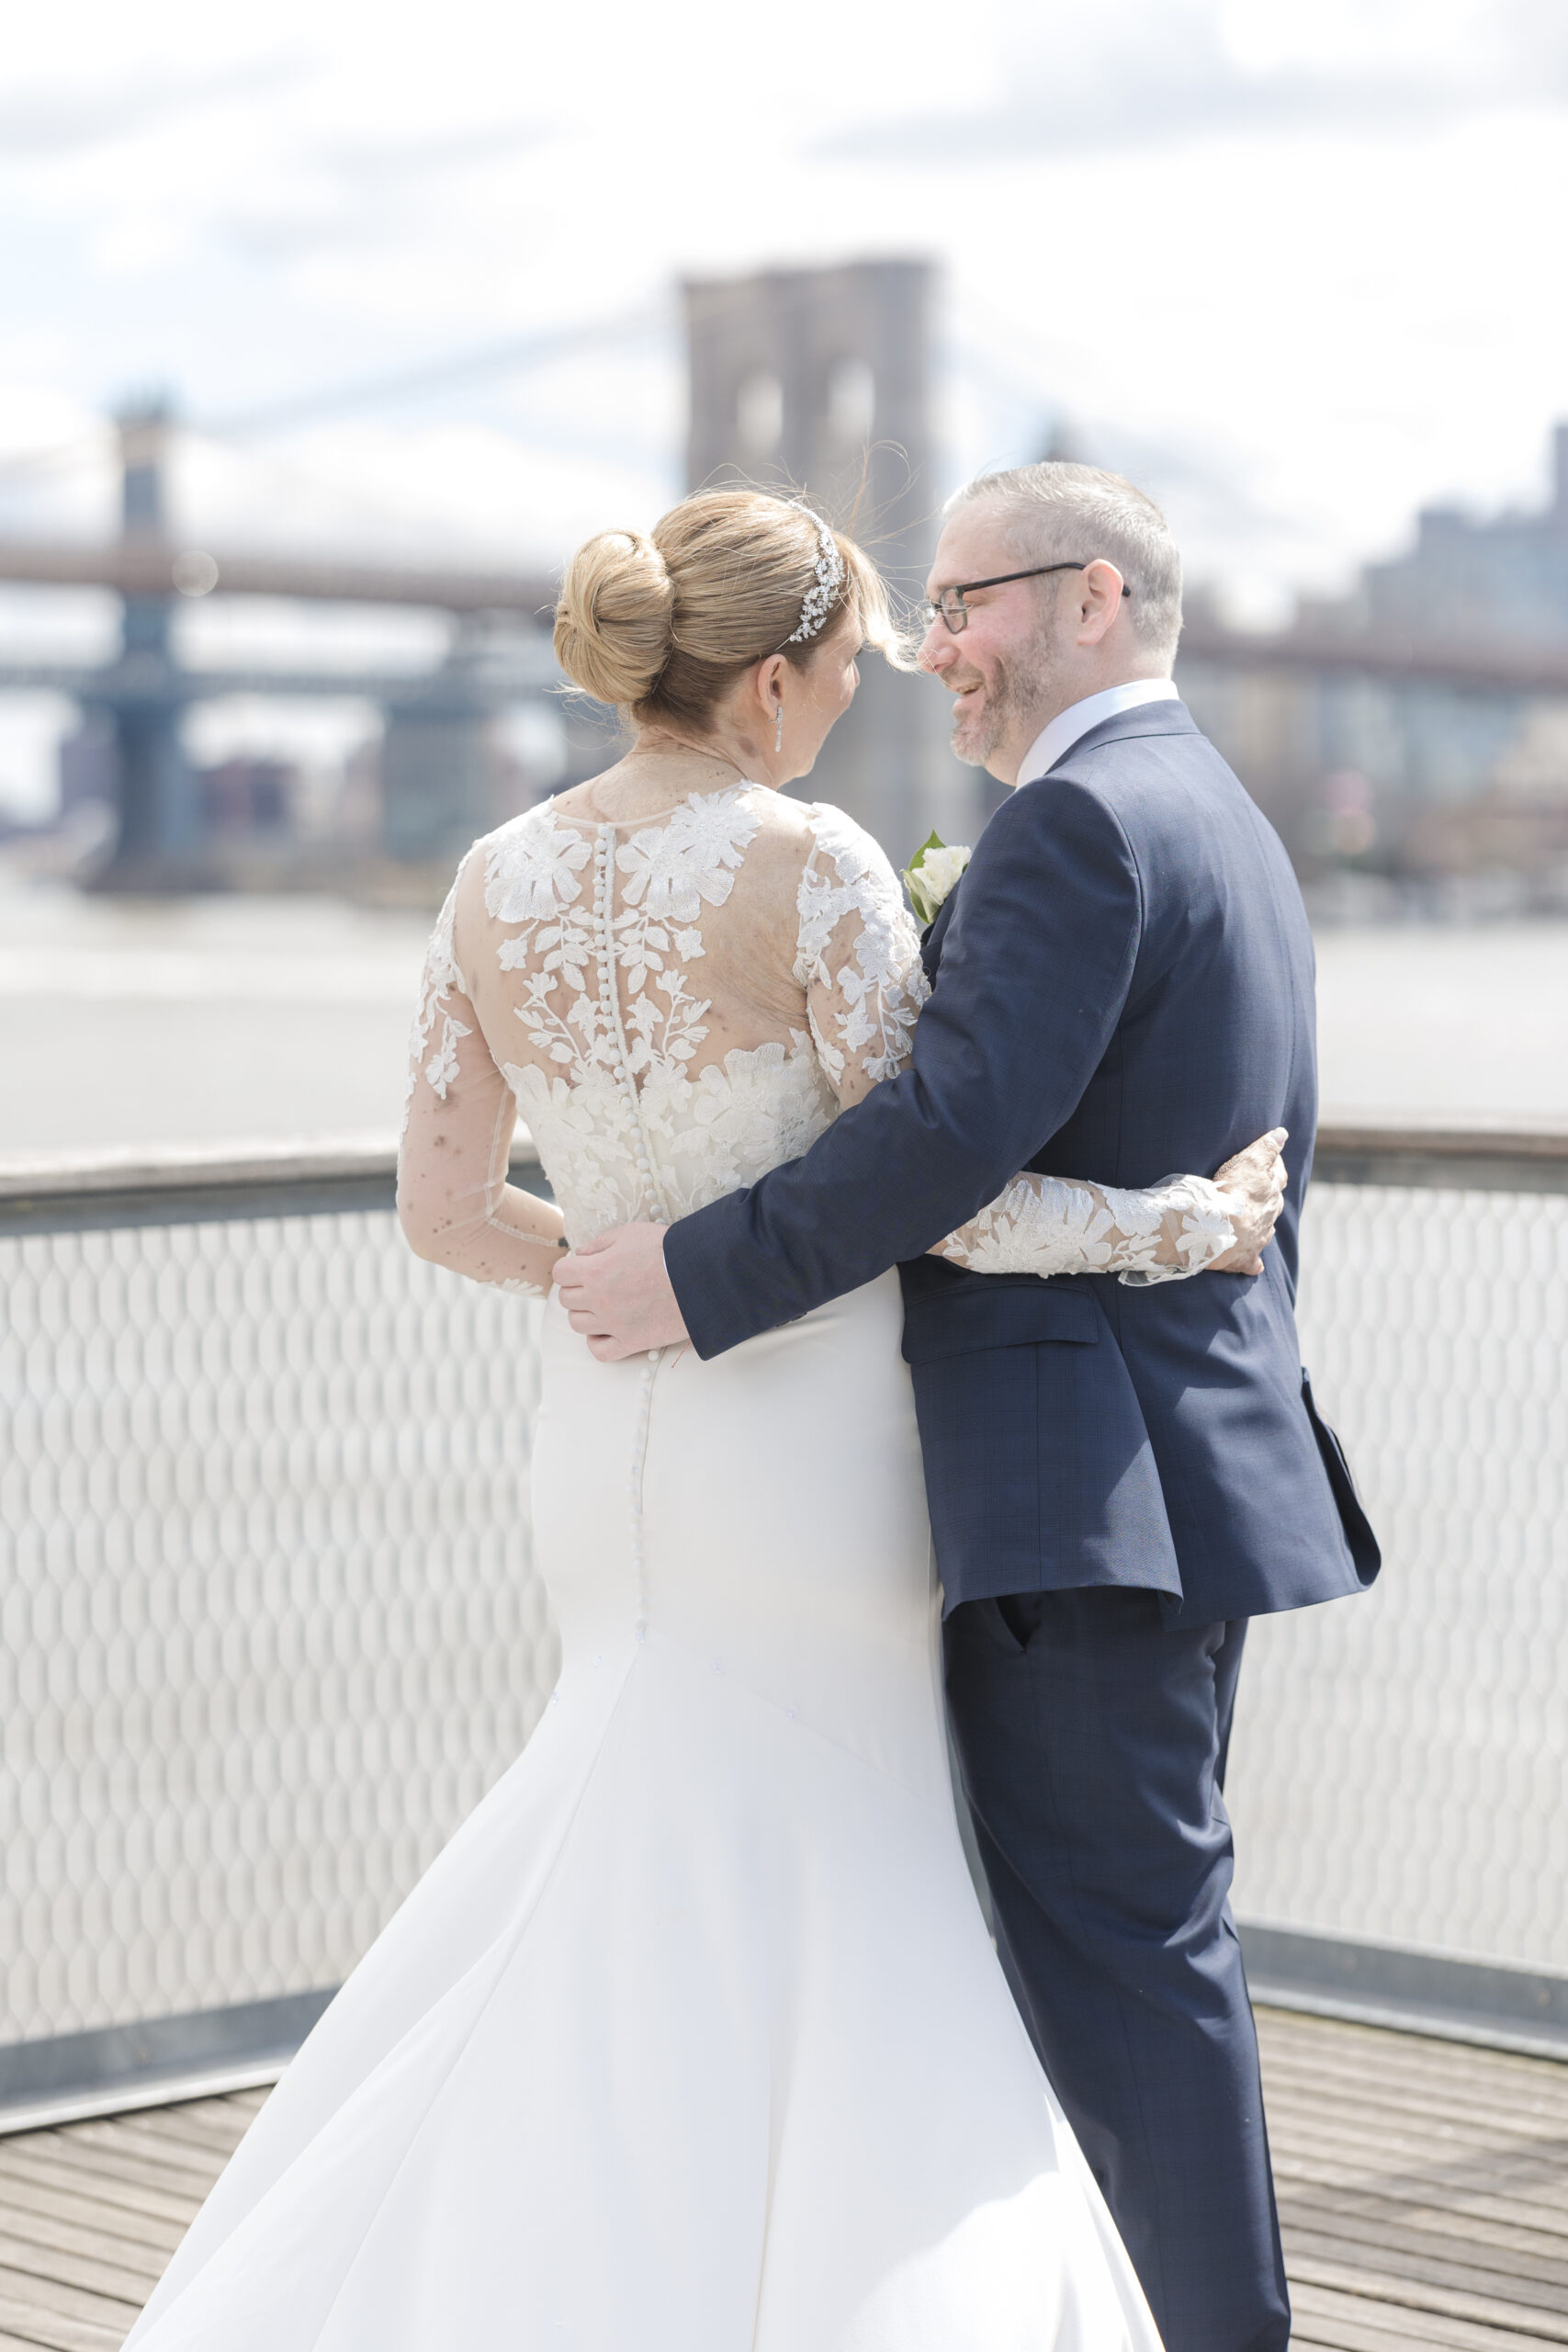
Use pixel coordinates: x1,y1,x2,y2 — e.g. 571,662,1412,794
1074,560,1127,646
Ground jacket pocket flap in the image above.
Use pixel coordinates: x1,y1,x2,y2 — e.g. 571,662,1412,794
902,1283,1100,1364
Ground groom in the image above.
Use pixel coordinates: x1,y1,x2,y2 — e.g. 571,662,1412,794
555,461,1380,2352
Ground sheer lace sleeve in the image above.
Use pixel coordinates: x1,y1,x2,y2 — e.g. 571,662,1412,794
936,1171,1235,1284
793,806,929,1107
397,857,567,1295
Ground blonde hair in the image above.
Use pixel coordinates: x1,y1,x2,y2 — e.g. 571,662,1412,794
554,489,904,727
946,462,1183,664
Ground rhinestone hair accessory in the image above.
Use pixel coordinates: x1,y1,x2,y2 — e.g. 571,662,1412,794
785,509,845,645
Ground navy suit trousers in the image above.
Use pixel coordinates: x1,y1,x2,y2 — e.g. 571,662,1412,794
943,1589,1290,2352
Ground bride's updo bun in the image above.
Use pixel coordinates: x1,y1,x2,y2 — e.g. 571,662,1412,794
551,529,675,709
553,489,902,729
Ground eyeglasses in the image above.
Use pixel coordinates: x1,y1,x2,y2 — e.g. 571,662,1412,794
920,562,1131,635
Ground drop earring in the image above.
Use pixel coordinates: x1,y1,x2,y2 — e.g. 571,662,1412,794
773,702,784,755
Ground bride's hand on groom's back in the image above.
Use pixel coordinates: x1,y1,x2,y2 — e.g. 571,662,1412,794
1209,1129,1289,1276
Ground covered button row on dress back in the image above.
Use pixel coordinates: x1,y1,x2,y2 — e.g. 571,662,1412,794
592,824,664,1220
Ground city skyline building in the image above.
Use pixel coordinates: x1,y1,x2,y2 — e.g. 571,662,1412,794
1303,423,1568,650
1180,420,1568,894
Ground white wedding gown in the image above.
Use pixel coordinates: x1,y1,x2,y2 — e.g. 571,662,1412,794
126,783,1238,2351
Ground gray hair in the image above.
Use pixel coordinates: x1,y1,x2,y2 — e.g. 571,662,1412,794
945,461,1183,664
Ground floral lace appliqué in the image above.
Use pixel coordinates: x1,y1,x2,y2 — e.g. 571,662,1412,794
940,1173,1235,1284
401,876,470,1134
616,791,757,926
794,806,929,1089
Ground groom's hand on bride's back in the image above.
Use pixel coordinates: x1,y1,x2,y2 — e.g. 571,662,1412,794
1209,1128,1289,1276
552,1223,690,1360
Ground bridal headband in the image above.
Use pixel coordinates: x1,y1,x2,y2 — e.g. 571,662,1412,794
785,508,845,645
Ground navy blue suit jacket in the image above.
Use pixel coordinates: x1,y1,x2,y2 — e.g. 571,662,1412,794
664,701,1379,1626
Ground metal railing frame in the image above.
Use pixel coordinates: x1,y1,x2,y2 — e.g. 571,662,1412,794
3,1118,1565,2127
0,1133,549,1240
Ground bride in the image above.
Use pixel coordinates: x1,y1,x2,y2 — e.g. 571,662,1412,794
125,492,1286,2351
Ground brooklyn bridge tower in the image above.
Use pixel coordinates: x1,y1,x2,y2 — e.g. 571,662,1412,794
682,257,975,855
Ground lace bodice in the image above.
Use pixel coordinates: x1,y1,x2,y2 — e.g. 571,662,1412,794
397,783,1235,1298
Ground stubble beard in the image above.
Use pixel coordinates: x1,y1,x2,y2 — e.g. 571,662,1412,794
948,622,1060,771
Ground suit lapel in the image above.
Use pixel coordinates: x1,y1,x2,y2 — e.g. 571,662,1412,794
921,883,961,980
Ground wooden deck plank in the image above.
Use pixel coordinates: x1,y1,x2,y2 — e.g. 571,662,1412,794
1258,2024,1567,2103
1260,2053,1568,2147
0,2007,1563,2346
1268,2080,1568,2158
1275,2154,1568,2247
1279,2154,1568,2248
35,2124,221,2193
0,2151,206,2233
1279,2177,1568,2273
152,2092,263,2128
0,2218,164,2298
1258,2027,1568,2100
1291,2280,1565,2352
0,2315,123,2352
1258,2044,1568,2130
1269,2109,1568,2186
1291,2318,1430,2352
1283,2227,1568,2322
9,2140,215,2211
0,2236,160,2311
1280,2212,1568,2302
0,2263,138,2334
1266,2110,1568,2213
1263,2061,1568,2133
0,2309,126,2352
1291,2260,1568,2344
120,2109,248,2164
1274,2154,1568,2243
0,2173,179,2267
0,2178,183,2262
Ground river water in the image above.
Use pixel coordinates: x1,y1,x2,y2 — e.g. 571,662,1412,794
4,856,1566,1156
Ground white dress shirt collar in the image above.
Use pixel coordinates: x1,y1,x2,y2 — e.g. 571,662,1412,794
1016,678,1180,788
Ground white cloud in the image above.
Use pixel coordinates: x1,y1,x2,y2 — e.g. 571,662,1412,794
0,0,1563,646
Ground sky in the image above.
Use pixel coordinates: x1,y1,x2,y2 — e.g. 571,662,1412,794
1,0,1566,811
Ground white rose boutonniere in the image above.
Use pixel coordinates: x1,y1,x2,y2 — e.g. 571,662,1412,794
902,831,972,927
